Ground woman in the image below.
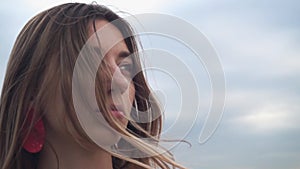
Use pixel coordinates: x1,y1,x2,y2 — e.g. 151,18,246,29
0,2,186,169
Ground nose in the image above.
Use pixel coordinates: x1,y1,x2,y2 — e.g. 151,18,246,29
109,66,129,95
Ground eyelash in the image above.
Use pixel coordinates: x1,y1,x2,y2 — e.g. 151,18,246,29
119,63,133,77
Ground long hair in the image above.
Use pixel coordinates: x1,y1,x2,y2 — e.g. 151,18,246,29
0,3,185,169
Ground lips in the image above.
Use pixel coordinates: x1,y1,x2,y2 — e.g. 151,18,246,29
110,105,125,119
94,105,125,120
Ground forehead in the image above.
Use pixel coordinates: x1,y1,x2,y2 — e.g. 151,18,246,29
88,19,128,56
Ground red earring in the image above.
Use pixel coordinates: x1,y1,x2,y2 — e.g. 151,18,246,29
22,108,45,153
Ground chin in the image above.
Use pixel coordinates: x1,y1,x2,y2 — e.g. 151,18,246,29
75,107,126,150
90,125,122,148
82,116,124,149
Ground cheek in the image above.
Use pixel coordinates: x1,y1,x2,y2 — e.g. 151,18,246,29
129,82,136,102
123,83,135,114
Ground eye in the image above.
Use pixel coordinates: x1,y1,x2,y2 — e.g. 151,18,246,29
119,63,133,78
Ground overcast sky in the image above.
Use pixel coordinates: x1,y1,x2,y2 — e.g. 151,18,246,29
1,0,300,169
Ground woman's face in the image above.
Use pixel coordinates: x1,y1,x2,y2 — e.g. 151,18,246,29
43,19,135,146
91,19,136,127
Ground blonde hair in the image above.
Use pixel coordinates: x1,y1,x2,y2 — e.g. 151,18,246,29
0,3,186,169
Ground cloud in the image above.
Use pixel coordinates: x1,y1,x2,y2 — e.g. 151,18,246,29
154,1,300,169
233,100,300,132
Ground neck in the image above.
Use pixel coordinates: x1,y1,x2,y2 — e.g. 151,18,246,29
37,136,113,169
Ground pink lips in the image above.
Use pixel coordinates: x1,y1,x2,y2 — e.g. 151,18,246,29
111,110,125,119
95,105,125,120
110,105,125,119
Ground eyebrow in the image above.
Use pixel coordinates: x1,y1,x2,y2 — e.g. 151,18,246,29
92,46,131,58
118,51,131,58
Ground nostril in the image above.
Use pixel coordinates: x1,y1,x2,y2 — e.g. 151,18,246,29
111,82,127,94
107,89,112,95
111,72,129,94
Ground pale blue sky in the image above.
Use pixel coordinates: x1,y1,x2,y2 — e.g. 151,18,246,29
1,0,300,169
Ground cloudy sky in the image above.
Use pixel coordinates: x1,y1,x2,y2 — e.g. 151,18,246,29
1,0,300,169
